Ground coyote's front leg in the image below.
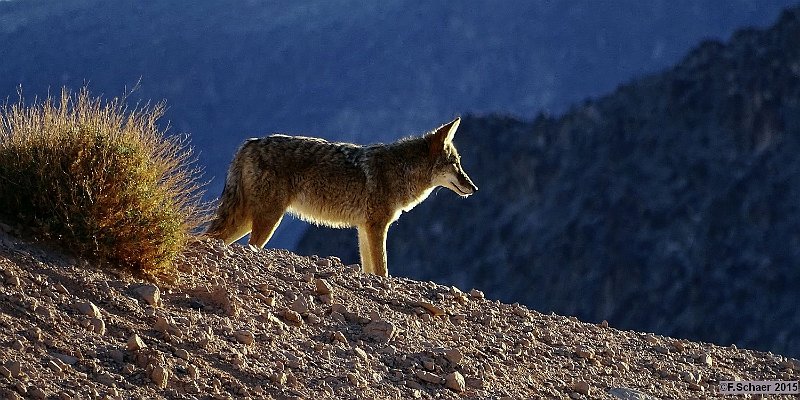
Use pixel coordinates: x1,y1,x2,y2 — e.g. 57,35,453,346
361,221,390,277
357,226,374,274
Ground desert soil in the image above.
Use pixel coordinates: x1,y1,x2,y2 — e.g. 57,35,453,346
0,229,797,399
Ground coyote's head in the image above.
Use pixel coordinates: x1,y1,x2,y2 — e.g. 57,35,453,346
426,117,478,197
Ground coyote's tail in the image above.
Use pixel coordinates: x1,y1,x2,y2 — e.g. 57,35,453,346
204,140,255,243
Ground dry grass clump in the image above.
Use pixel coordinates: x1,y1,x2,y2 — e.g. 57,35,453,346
0,88,207,279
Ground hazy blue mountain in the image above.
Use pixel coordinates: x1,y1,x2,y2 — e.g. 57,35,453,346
300,7,800,357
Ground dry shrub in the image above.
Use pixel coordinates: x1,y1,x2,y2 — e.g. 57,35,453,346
0,88,207,279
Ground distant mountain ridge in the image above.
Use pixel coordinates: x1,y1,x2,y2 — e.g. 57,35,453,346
299,7,800,357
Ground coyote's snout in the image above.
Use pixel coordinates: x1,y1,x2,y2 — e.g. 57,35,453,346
206,117,476,276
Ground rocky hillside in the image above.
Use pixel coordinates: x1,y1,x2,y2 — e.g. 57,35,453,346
299,7,800,358
0,230,799,399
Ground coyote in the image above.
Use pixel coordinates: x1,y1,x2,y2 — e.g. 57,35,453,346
206,117,477,276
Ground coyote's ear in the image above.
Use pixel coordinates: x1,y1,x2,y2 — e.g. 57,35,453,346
428,117,461,156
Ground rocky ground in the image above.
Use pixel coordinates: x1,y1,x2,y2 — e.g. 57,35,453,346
0,229,798,399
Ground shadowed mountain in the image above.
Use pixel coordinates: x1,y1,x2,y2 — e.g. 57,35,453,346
299,8,800,357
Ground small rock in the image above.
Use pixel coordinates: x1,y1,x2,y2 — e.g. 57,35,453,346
353,347,368,361
672,340,686,352
28,387,46,400
464,377,486,389
261,311,288,330
444,348,463,365
290,297,309,314
314,278,332,295
416,301,445,317
188,299,205,309
184,381,200,394
512,305,527,317
469,289,484,299
134,284,160,306
332,331,348,344
108,349,125,364
90,318,106,335
653,345,670,354
573,380,590,395
127,334,146,351
175,349,190,361
151,365,169,389
34,306,52,320
406,380,425,391
154,316,182,337
53,283,69,295
0,366,11,379
575,345,594,359
307,313,321,325
363,320,396,343
6,360,21,377
95,371,116,386
608,387,659,400
47,360,62,375
74,301,101,319
26,327,42,342
281,309,303,324
51,353,78,366
6,276,20,286
270,372,287,386
445,371,465,392
422,358,435,371
286,357,302,369
187,364,200,380
415,369,443,384
123,363,136,375
234,330,255,345
699,353,713,367
330,303,349,314
316,258,331,267
11,339,24,351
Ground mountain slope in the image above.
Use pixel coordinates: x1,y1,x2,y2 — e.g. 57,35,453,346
299,7,800,357
1,230,799,398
